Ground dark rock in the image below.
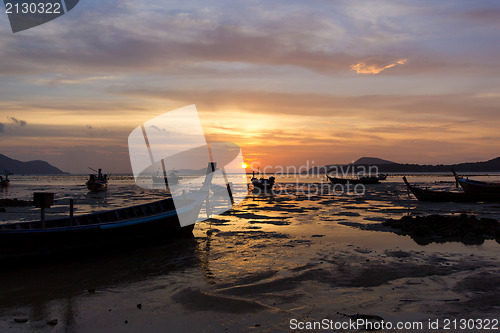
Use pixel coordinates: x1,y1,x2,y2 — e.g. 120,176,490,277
46,319,58,326
14,318,28,323
384,214,499,245
136,304,142,309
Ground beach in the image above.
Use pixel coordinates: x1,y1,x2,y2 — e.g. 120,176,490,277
1,175,500,332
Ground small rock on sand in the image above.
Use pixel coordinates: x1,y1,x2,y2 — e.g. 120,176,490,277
14,318,28,323
46,319,58,326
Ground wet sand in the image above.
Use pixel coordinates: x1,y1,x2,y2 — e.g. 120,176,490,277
1,176,500,332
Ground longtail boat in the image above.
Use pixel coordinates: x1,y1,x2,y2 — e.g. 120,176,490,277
326,174,379,185
0,176,9,188
0,171,11,187
377,174,388,181
402,176,471,202
0,163,216,260
86,168,108,192
454,172,500,202
153,171,181,186
251,171,275,191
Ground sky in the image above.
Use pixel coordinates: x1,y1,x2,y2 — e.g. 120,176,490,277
0,0,500,173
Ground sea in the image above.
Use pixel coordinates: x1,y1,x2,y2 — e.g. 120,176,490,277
2,173,500,224
0,173,499,332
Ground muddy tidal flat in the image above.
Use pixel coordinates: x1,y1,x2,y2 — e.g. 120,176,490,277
1,174,500,332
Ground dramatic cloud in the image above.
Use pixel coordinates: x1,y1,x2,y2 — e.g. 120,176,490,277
351,59,407,74
1,1,497,78
1,0,500,172
109,87,500,123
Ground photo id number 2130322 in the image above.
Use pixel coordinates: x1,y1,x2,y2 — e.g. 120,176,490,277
5,2,62,14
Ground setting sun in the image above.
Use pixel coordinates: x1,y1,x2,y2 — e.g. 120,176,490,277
241,163,248,169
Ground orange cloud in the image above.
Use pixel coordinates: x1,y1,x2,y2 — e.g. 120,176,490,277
351,58,407,74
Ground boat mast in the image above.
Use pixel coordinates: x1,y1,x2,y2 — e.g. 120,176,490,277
141,124,168,188
207,142,234,204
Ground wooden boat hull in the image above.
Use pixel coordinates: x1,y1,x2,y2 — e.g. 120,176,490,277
153,176,179,186
456,177,500,202
403,176,471,203
0,163,217,260
377,174,388,181
252,180,274,191
0,198,199,260
86,180,107,192
326,175,379,185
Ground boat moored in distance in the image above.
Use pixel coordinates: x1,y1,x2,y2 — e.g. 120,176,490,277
153,171,181,186
326,173,380,185
454,172,500,202
0,171,12,187
402,176,472,203
86,168,108,192
211,183,231,196
0,176,9,188
251,171,275,192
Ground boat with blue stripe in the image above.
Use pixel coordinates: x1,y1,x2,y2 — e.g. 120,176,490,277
0,163,216,260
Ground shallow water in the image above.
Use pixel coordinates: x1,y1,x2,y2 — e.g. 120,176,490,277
1,174,499,332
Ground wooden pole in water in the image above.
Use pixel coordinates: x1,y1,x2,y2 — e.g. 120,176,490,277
206,143,234,205
221,167,234,205
34,192,54,229
161,159,169,188
41,207,46,228
70,199,74,225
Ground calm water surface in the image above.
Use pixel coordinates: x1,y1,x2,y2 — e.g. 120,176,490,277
0,174,499,332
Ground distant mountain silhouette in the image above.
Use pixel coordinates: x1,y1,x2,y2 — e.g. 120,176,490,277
371,157,500,173
310,156,500,174
352,157,396,165
0,154,66,175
